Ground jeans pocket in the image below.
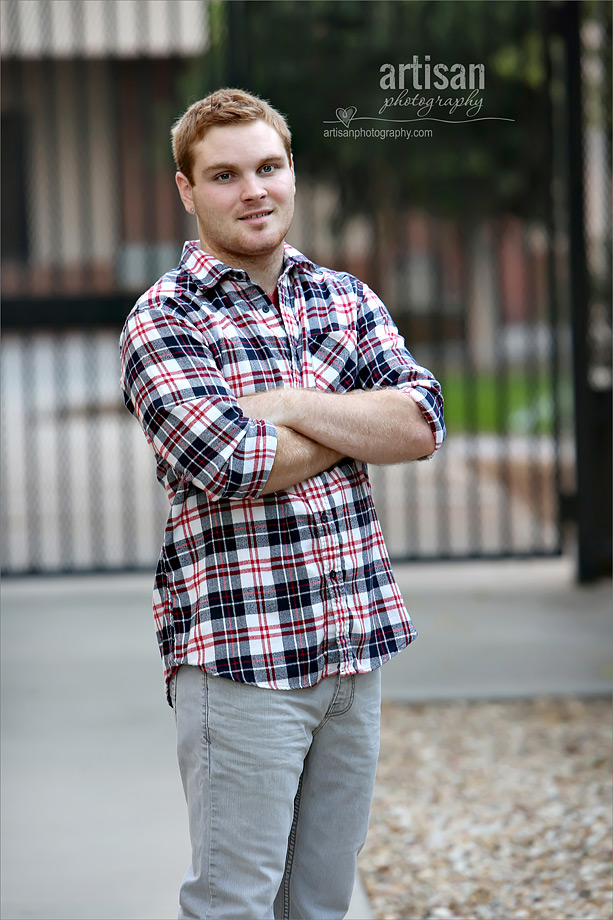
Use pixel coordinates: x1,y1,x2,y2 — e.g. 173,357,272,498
169,672,178,716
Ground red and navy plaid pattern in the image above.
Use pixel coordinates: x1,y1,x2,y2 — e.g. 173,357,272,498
120,241,445,704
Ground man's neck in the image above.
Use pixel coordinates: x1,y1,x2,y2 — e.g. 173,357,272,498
200,240,284,296
239,253,284,296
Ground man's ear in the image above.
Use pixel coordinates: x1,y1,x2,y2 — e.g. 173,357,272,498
289,154,296,192
176,172,195,214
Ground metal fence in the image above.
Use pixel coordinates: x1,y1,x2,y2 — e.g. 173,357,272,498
1,211,565,573
1,0,610,576
1,321,563,573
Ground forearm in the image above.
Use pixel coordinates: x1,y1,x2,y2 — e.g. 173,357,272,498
261,425,344,494
239,388,435,464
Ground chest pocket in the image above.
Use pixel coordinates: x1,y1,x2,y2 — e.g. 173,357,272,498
304,329,358,391
211,326,291,396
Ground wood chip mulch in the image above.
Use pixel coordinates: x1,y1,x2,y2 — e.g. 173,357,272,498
359,696,612,920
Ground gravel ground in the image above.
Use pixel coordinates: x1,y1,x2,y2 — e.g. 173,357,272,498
359,696,612,920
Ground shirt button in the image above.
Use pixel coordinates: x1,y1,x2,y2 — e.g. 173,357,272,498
262,304,271,313
320,512,328,523
329,570,336,579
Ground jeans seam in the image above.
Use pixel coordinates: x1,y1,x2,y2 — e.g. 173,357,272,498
203,671,213,920
329,675,355,718
312,674,355,737
281,773,304,920
312,672,342,737
202,669,211,744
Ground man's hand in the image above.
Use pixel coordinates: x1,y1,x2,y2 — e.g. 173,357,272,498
237,391,297,428
260,425,345,494
237,392,342,493
238,387,435,465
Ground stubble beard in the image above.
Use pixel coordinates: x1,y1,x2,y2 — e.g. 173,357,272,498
198,201,294,265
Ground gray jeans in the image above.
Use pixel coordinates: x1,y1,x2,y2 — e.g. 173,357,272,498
171,665,382,920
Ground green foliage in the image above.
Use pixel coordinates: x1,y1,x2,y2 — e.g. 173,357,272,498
437,371,571,435
183,0,551,223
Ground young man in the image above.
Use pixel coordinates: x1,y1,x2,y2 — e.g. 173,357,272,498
120,88,445,920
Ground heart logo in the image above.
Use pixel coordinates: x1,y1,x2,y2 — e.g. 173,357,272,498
336,106,357,127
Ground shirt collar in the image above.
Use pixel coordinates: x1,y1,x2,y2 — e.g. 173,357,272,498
179,240,316,289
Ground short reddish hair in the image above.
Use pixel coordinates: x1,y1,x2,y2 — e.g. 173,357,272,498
171,88,293,185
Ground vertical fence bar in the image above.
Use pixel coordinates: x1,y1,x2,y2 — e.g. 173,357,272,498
563,1,611,580
492,221,513,553
531,3,563,555
522,228,547,550
39,0,62,293
74,5,106,568
137,5,159,287
53,333,74,566
402,214,420,558
21,336,42,570
459,222,481,555
84,332,105,567
2,2,26,292
428,215,450,556
73,4,94,289
1,339,14,570
105,0,139,567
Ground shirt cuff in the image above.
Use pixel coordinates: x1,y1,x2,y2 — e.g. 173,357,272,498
218,417,279,500
401,385,446,452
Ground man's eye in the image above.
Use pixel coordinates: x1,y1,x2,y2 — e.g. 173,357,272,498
260,164,276,174
215,172,232,181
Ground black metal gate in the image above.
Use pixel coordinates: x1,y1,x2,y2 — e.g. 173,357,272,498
1,0,610,577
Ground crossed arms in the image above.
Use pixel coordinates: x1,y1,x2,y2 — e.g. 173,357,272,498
238,387,436,495
121,283,445,503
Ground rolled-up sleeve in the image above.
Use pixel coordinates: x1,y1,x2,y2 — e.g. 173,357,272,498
356,283,446,451
119,305,278,500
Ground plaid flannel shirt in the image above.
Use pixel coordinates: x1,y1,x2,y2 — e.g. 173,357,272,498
120,240,445,705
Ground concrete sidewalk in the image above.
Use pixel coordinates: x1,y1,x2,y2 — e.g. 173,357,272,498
385,555,612,702
1,557,611,920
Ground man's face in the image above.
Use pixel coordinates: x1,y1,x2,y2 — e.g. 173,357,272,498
176,120,295,266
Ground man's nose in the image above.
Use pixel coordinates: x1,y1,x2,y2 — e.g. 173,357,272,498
240,174,267,199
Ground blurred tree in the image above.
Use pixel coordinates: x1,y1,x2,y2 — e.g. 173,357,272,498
182,0,550,222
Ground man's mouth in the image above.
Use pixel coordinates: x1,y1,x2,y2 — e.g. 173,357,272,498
239,210,273,221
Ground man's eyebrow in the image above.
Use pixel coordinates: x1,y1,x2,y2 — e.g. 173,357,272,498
202,154,287,174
